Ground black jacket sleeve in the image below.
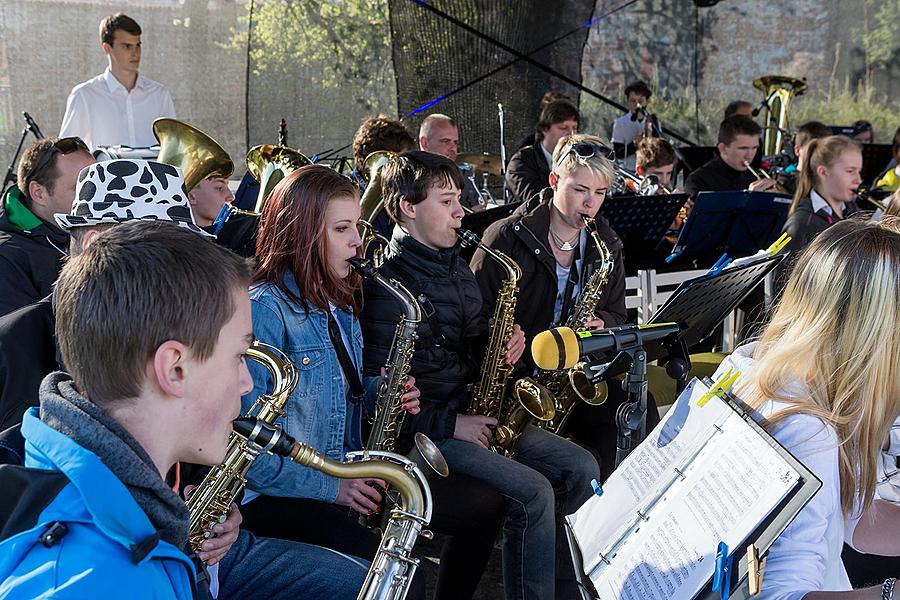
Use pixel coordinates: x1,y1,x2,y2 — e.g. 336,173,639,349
505,148,550,204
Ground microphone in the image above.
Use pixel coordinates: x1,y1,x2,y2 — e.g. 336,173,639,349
531,323,681,370
750,96,770,118
630,105,646,122
23,112,44,139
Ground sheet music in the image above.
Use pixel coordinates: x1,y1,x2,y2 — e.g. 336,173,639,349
566,379,800,599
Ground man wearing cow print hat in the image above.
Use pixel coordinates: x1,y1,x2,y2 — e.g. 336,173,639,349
0,159,369,600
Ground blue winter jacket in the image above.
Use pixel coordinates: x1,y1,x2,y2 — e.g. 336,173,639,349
0,408,197,599
244,272,377,503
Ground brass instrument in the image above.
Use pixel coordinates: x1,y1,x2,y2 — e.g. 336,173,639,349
232,418,434,600
187,341,297,552
189,341,434,600
359,220,390,268
358,151,398,263
154,118,233,191
752,75,808,157
246,144,311,214
855,185,889,211
348,258,448,477
609,166,667,196
743,160,788,195
459,229,554,457
516,216,614,435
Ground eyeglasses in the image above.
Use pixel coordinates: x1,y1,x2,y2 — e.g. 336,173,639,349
554,142,615,170
25,137,90,186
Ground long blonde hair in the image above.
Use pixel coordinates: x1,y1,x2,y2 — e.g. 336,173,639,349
740,217,900,517
790,135,861,215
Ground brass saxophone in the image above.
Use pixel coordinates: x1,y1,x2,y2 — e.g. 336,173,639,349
187,341,297,552
459,229,555,457
348,257,447,476
232,417,434,600
189,341,434,600
517,215,615,435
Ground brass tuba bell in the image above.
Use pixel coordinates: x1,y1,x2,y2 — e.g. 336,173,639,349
752,75,807,157
246,144,311,214
153,118,234,191
359,150,398,224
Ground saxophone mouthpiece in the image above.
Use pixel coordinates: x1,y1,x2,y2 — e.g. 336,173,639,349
457,228,478,246
347,257,378,279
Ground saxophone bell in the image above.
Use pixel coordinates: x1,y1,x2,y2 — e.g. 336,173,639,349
567,360,609,405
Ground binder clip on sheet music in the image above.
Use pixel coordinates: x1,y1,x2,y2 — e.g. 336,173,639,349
565,371,813,600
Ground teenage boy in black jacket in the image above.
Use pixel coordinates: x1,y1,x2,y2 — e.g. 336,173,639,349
359,150,599,600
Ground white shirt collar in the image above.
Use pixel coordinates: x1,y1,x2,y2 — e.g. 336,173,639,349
540,142,554,169
102,68,143,94
810,189,843,216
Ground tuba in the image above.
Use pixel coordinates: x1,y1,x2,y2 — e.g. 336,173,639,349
154,118,234,191
516,216,614,435
460,229,555,457
246,144,312,214
188,342,433,600
358,151,398,263
752,75,807,157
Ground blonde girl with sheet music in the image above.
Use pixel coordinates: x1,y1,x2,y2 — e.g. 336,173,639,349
714,217,900,599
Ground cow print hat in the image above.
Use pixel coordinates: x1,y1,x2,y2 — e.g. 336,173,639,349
54,159,213,237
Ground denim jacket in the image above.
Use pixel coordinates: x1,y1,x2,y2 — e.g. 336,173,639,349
243,272,377,503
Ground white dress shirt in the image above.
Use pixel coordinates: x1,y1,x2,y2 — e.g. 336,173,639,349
716,345,854,600
611,112,645,171
59,68,175,150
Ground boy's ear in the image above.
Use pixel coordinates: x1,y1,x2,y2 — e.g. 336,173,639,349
152,340,189,398
548,171,560,191
399,198,416,221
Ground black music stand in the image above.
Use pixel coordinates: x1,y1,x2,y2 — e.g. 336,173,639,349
648,254,784,352
459,201,522,260
668,191,791,268
600,193,688,268
861,144,894,187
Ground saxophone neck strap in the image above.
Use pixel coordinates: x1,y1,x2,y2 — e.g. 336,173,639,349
326,310,365,403
558,232,584,325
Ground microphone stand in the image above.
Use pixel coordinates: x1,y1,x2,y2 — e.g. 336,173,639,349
3,112,44,196
613,348,648,468
498,103,508,204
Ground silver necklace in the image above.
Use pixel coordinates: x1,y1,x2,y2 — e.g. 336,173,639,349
549,227,579,251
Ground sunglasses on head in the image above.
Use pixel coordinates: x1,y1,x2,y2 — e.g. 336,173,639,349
554,142,615,170
26,137,90,184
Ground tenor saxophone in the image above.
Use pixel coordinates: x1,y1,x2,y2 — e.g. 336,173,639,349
517,215,615,435
459,229,555,457
232,417,434,600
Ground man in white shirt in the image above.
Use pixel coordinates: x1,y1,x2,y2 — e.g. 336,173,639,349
611,81,652,171
59,13,175,151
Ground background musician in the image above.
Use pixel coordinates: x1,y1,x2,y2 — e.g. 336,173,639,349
611,80,653,171
0,137,94,317
851,119,875,144
635,137,678,190
472,134,660,479
873,126,900,193
359,150,598,600
0,219,369,599
724,100,754,119
418,113,484,210
780,136,861,258
59,13,175,150
684,115,776,196
778,121,832,197
506,100,580,204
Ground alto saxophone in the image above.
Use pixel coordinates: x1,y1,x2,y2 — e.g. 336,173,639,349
459,229,555,457
187,341,297,552
349,258,447,475
517,215,615,435
232,417,434,600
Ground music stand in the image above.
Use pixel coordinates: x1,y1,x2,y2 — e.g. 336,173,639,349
668,191,791,267
459,201,522,260
600,193,688,267
648,254,784,352
860,144,894,187
677,145,716,174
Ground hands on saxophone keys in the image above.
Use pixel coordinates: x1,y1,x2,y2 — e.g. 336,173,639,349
184,484,242,565
453,414,498,449
504,324,526,365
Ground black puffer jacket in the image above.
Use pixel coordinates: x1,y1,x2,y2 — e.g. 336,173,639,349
0,187,69,317
471,189,627,373
359,229,486,451
505,145,551,204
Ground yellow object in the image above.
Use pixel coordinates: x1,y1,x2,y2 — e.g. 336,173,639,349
697,367,741,407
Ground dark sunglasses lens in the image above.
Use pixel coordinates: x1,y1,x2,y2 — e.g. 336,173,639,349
571,143,595,159
57,137,88,154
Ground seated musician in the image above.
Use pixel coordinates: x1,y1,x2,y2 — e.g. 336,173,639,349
472,134,660,478
635,136,677,191
359,150,599,600
240,165,503,600
418,113,484,210
349,115,416,237
851,119,874,144
724,100,754,119
517,90,573,150
712,217,900,599
684,115,777,196
873,126,900,192
0,162,370,600
506,99,580,203
611,80,653,171
781,135,861,258
777,121,832,197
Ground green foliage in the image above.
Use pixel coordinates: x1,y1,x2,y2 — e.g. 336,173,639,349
791,78,899,144
224,0,395,110
853,0,900,72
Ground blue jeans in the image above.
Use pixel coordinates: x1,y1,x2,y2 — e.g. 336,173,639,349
217,530,368,599
438,425,599,600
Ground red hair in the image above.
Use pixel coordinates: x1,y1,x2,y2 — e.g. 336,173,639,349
254,165,361,315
